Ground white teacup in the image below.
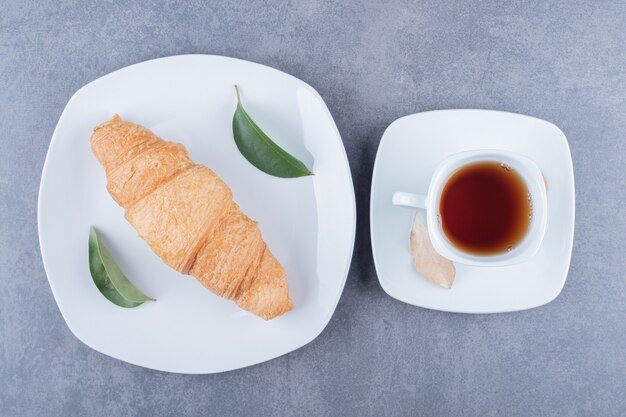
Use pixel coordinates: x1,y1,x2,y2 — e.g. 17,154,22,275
392,150,547,266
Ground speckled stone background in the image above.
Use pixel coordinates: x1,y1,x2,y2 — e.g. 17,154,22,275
1,1,625,416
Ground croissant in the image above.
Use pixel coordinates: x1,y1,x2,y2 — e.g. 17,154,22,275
90,115,293,320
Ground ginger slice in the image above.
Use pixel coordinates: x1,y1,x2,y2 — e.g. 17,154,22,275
410,214,456,289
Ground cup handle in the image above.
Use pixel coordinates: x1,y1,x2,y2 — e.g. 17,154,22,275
392,192,427,209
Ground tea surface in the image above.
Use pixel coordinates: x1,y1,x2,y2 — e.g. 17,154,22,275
439,161,531,255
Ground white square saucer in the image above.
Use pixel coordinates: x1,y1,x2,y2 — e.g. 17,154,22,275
370,110,575,313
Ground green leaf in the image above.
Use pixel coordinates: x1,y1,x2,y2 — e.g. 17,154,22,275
232,85,312,178
88,226,155,308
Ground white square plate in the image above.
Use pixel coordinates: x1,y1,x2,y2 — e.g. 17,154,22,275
38,55,356,373
370,110,575,313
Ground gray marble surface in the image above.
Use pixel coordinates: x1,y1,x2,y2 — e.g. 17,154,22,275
1,1,625,416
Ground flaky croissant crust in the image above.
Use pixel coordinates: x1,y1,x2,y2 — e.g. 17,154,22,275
90,115,293,320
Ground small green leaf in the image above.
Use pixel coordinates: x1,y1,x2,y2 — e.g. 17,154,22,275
232,85,312,178
88,227,155,308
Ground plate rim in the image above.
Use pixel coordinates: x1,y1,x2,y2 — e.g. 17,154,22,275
370,108,575,314
37,54,357,373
